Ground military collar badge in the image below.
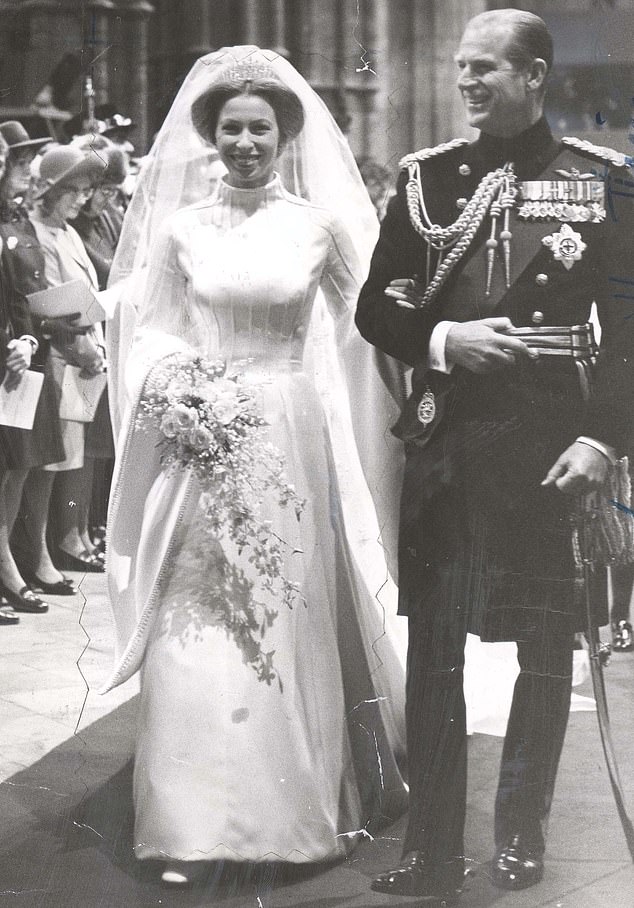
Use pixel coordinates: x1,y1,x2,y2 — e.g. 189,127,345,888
542,223,587,270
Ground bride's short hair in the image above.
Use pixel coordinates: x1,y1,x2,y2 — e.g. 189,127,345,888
191,76,305,149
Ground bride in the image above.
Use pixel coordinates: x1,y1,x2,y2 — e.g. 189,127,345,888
104,47,408,884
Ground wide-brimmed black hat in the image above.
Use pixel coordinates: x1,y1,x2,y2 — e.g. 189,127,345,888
0,120,50,151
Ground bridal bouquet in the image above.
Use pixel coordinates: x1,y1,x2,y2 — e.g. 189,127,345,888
138,354,305,685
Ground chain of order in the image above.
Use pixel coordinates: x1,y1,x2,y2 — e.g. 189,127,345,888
405,160,513,308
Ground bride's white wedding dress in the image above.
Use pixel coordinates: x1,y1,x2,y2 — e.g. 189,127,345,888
106,175,407,864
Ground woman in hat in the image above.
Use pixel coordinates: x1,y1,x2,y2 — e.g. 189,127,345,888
105,47,407,885
0,123,85,613
68,137,127,558
70,138,127,287
28,145,108,577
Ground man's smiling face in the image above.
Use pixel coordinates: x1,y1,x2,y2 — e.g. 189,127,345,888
455,20,536,138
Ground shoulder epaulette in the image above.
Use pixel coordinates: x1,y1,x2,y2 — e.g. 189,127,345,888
561,136,633,169
399,138,469,171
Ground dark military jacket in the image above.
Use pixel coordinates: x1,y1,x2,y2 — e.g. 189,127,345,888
356,118,634,637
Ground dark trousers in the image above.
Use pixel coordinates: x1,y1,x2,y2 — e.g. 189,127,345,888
403,598,574,860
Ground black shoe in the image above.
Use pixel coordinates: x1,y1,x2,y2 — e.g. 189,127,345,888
0,584,49,613
612,620,634,652
491,834,544,890
371,852,466,902
21,570,76,596
56,549,105,573
0,603,19,624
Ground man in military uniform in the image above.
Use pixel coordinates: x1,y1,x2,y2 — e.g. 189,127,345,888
356,8,634,903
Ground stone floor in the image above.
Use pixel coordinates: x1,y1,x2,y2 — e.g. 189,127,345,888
0,571,138,786
1,570,633,907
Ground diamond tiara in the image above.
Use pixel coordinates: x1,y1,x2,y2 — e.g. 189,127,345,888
226,60,276,84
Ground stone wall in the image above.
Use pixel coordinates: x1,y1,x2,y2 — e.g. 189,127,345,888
2,1,632,165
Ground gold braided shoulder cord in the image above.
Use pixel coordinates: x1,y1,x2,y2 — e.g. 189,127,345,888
398,138,470,170
561,136,632,169
400,139,471,252
405,159,514,307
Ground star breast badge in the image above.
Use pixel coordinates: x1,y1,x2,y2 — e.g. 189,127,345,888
541,223,587,270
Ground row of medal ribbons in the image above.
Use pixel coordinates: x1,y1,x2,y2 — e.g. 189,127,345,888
517,179,605,222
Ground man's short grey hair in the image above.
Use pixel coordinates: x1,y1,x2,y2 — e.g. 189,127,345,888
469,9,554,75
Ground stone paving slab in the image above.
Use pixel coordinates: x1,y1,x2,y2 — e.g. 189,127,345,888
1,569,633,906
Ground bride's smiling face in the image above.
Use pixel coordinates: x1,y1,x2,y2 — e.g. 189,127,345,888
215,94,281,188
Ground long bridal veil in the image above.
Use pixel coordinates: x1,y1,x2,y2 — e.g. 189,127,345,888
104,46,407,688
109,46,382,430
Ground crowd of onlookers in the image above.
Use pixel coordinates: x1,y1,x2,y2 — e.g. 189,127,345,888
0,112,132,624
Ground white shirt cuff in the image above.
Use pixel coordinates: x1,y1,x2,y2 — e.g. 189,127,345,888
428,321,457,374
575,436,617,466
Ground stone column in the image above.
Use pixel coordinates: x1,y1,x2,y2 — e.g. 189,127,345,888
339,0,386,160
426,0,486,142
109,0,154,153
242,0,287,54
291,0,338,86
172,0,215,59
242,0,261,43
81,0,115,111
269,0,287,56
15,0,94,111
383,0,486,168
289,0,351,131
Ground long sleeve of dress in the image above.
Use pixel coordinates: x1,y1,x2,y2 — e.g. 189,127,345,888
137,220,190,339
316,212,406,581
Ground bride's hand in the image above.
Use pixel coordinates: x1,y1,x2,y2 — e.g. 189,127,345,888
384,276,425,309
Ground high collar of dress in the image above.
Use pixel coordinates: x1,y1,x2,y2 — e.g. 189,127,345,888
215,172,286,208
473,117,559,179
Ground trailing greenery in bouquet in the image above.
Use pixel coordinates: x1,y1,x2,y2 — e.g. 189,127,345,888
138,354,306,685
